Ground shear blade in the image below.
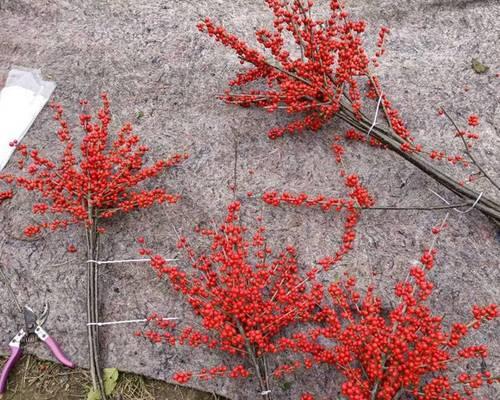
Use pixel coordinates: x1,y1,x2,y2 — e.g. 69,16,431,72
38,303,49,325
24,303,49,332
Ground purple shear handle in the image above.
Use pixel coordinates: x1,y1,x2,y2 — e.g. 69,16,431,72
43,335,75,368
35,326,75,368
0,345,22,394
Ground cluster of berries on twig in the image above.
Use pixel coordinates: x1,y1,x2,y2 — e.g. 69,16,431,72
138,201,324,396
198,0,500,223
0,94,188,400
0,93,187,236
139,201,498,400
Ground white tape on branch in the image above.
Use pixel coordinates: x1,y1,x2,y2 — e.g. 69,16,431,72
86,258,176,265
87,317,179,327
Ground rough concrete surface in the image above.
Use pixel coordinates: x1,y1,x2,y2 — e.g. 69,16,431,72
0,0,499,399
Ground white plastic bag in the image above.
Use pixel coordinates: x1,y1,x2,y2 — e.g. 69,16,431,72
0,67,56,171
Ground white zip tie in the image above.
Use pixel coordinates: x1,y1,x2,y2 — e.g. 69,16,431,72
86,258,176,265
429,190,483,214
87,317,179,327
260,390,272,395
366,94,383,138
429,190,451,205
459,192,483,213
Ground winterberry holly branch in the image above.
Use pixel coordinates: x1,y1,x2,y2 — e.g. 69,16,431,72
138,201,326,399
293,262,498,400
0,93,187,399
266,218,499,400
139,198,498,400
197,0,500,224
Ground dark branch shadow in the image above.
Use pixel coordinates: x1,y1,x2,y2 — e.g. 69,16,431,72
427,0,496,9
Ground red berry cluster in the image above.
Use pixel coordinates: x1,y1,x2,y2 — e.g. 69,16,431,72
198,0,377,139
199,0,485,164
198,0,492,206
343,129,385,149
467,115,479,127
139,201,324,391
0,189,13,203
140,201,498,399
262,171,373,271
0,94,188,236
279,245,498,400
173,364,250,384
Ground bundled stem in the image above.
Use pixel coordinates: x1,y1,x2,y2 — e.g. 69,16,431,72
239,325,273,400
0,94,186,399
86,210,106,399
336,103,500,225
197,0,500,225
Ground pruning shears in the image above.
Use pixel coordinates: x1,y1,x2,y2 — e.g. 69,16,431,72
0,303,75,394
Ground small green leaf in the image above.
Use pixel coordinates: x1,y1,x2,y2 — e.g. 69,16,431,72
136,110,144,120
280,381,293,391
87,389,100,400
472,58,489,74
103,368,119,395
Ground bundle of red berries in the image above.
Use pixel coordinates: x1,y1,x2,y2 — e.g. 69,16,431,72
198,0,378,140
0,94,188,400
138,201,325,397
198,0,500,223
287,247,498,400
0,93,187,237
140,200,498,399
0,189,13,203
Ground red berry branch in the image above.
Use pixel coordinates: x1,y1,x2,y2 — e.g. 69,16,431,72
262,170,374,271
0,189,13,204
138,201,325,399
0,93,187,399
269,225,499,400
293,270,498,400
197,0,500,224
139,197,498,399
263,194,498,399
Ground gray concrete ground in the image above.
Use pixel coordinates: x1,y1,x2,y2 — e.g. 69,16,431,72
0,0,499,399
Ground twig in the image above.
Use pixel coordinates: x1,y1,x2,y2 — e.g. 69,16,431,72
442,109,500,192
86,258,176,265
87,317,179,327
0,263,23,313
233,134,239,200
86,207,107,400
359,203,473,211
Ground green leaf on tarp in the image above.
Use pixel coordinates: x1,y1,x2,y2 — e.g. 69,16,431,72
280,381,293,391
472,58,489,74
87,389,100,400
86,368,119,400
104,368,119,395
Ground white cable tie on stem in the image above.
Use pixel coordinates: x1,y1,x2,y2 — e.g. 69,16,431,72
260,390,272,395
429,190,483,214
458,192,483,214
87,317,179,327
86,258,176,265
366,94,383,138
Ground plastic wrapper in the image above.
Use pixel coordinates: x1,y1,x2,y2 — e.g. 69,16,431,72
0,67,55,171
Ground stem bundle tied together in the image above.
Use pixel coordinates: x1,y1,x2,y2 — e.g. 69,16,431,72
198,0,500,225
